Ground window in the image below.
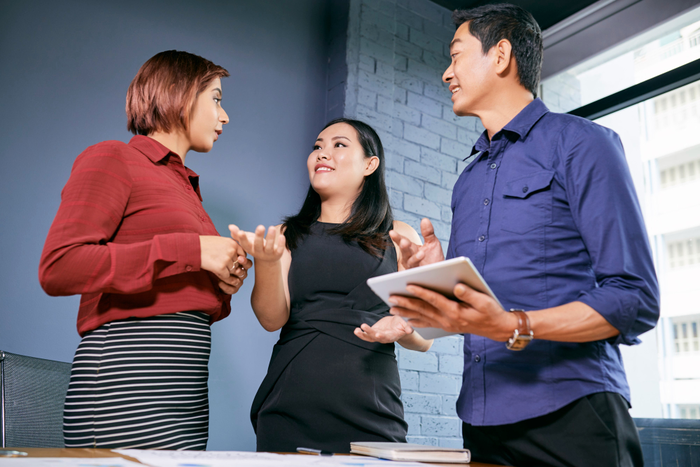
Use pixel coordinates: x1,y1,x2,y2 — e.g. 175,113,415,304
542,4,700,420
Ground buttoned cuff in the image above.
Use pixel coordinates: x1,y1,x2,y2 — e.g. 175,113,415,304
577,289,642,346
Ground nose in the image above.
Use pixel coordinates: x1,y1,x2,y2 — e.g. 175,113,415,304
220,106,229,125
443,63,453,83
316,150,329,161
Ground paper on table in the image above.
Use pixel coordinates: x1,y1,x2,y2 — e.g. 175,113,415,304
114,449,429,467
0,458,144,467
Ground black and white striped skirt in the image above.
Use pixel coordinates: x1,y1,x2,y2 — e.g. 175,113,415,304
63,311,211,450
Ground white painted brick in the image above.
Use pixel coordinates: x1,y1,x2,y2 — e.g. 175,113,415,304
404,123,440,149
405,160,441,183
407,58,443,82
421,147,457,172
430,335,463,354
441,205,452,222
361,3,395,33
441,171,459,189
358,69,393,97
396,5,424,30
422,114,457,139
385,151,405,172
441,138,467,158
394,54,408,72
425,83,452,105
424,182,453,205
395,71,424,94
399,349,438,371
422,415,462,437
399,369,420,390
403,0,443,23
423,16,454,41
377,94,393,115
376,60,395,80
394,102,422,125
405,413,422,435
394,86,407,104
392,138,421,161
441,394,459,415
404,193,441,217
431,219,451,241
406,92,442,118
423,48,449,71
402,391,442,414
395,37,423,61
407,435,439,446
390,188,404,209
356,104,393,132
420,372,461,394
360,37,394,65
357,88,376,109
409,28,444,55
439,353,464,375
388,170,423,194
359,53,376,73
362,0,396,17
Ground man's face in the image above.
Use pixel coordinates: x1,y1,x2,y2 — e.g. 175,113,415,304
443,23,495,117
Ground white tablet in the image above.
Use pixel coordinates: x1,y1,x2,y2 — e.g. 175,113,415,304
366,257,502,339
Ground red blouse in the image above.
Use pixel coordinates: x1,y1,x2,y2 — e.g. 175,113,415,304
39,135,231,336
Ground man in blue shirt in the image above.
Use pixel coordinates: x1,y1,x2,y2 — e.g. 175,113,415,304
389,4,659,466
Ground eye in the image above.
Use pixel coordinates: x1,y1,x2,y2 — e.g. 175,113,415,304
334,142,347,148
313,144,322,150
214,97,221,104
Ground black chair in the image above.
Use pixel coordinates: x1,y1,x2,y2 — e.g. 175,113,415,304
635,417,700,466
1,350,71,448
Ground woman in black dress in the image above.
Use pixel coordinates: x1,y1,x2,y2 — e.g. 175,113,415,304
230,118,432,453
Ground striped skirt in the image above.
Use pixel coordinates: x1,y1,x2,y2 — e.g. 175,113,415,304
63,311,211,450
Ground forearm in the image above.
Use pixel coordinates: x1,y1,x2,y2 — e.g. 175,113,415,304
250,259,289,331
527,301,619,343
397,331,433,352
39,233,201,296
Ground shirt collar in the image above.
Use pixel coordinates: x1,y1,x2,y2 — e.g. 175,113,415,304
469,98,549,157
128,135,202,198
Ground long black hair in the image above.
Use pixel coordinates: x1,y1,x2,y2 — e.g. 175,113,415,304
283,118,393,257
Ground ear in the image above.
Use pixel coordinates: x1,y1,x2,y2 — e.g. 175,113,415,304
493,38,513,76
364,156,380,176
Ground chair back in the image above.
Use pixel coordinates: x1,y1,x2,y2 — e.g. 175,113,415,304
1,350,71,448
635,417,700,466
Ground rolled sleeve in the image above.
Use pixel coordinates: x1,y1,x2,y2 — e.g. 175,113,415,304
563,122,660,345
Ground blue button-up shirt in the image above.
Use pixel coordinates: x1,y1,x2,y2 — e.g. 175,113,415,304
447,99,659,426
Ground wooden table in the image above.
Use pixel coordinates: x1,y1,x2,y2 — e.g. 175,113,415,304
5,447,505,467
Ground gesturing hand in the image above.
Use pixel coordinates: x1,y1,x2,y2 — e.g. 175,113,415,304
199,235,251,295
354,315,414,344
229,224,286,264
390,218,444,270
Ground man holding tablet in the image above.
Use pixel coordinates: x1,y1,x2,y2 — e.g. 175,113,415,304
388,4,659,466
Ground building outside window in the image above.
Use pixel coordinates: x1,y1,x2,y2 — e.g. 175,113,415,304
542,5,700,420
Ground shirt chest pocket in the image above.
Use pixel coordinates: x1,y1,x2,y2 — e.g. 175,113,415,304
500,171,555,234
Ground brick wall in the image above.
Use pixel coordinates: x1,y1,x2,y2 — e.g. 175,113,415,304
342,0,486,447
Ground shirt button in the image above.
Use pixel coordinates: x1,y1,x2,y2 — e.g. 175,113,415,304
490,163,497,169
201,216,206,221
522,186,529,193
483,198,490,206
186,265,193,272
475,355,481,362
478,235,485,242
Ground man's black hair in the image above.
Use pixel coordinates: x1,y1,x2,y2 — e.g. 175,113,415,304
453,3,543,97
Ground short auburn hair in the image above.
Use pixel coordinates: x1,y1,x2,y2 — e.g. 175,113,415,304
126,50,230,136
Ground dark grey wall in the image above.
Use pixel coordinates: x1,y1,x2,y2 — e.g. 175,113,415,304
0,0,335,450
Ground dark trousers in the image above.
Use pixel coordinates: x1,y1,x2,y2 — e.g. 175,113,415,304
462,392,643,467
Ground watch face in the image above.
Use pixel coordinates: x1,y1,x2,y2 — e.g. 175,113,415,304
507,333,533,351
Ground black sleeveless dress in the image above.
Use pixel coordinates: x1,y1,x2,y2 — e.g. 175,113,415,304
251,222,408,453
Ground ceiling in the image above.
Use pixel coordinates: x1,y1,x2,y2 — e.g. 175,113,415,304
429,0,599,31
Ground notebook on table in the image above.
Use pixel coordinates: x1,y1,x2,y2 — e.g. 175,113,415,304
350,441,471,463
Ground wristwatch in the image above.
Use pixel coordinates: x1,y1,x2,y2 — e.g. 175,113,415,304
506,309,533,351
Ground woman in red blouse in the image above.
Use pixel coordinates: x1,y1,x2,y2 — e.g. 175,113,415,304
39,50,251,450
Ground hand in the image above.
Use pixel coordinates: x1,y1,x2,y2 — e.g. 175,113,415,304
390,218,444,270
354,315,415,344
229,224,286,264
389,283,517,341
199,235,251,295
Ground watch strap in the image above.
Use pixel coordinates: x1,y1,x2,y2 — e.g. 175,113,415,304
506,309,533,351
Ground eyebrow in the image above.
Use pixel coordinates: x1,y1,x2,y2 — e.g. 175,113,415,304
315,136,352,142
213,87,222,95
449,38,462,51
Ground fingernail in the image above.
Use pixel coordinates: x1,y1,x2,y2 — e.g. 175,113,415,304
455,284,467,294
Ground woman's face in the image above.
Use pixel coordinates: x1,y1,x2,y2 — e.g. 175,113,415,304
307,123,379,200
186,78,229,153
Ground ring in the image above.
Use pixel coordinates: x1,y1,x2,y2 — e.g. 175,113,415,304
230,261,239,272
